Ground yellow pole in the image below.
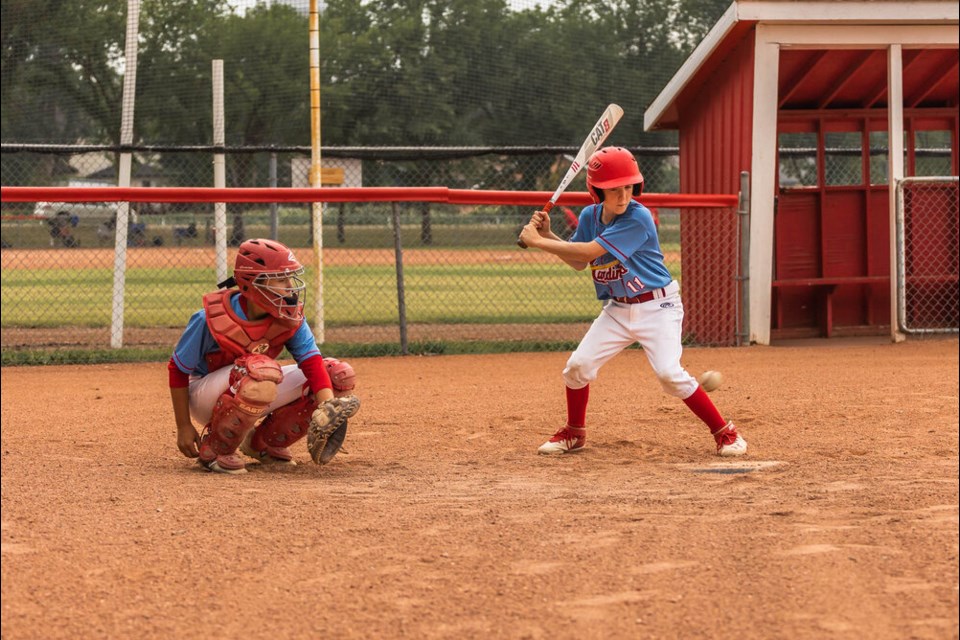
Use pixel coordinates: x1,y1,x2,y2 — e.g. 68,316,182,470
309,0,324,342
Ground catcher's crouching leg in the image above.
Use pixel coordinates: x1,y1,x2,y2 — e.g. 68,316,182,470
199,355,283,475
242,385,319,466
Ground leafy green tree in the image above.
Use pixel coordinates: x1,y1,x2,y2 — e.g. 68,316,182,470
1,0,122,144
216,4,311,146
1,0,729,155
135,0,230,145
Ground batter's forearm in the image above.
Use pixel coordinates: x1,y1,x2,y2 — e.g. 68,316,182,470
560,257,589,270
529,236,597,266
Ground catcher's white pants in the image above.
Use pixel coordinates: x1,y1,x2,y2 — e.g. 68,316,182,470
188,363,308,426
563,280,699,399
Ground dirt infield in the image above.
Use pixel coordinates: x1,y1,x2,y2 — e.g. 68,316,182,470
2,338,958,639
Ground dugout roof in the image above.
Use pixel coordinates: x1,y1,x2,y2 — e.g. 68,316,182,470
645,1,959,130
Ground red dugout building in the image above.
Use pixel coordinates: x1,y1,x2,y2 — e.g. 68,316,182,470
645,0,958,344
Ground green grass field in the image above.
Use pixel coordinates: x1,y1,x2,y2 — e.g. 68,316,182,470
2,259,683,328
2,263,685,328
1,211,682,251
1,217,686,362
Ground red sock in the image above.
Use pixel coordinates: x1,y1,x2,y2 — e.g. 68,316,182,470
566,385,589,427
683,386,726,432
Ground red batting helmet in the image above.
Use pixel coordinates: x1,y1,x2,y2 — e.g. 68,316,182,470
586,146,644,203
233,238,306,322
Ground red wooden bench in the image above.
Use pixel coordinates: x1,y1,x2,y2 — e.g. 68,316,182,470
772,276,890,337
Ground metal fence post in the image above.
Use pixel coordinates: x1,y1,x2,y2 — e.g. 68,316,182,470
212,60,227,284
391,202,409,354
737,170,751,346
110,0,141,349
269,152,278,240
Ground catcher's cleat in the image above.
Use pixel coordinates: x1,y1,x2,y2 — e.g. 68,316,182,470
199,453,248,474
537,425,587,455
240,431,296,466
713,421,747,457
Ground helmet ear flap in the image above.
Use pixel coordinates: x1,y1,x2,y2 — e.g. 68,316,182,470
586,146,644,202
591,183,641,203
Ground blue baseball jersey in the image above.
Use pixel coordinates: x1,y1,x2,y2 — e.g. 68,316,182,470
171,293,321,377
571,200,671,300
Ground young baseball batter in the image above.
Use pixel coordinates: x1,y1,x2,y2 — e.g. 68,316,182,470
518,146,746,457
169,238,359,474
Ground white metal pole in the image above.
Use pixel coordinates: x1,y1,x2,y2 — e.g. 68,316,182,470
309,0,325,343
111,0,140,349
748,27,779,346
887,44,906,343
213,59,227,284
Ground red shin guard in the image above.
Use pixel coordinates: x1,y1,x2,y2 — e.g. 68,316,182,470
248,387,320,453
200,391,271,462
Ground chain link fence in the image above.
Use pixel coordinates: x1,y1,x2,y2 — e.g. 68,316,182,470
0,146,748,354
777,136,953,188
896,176,959,334
1,144,680,247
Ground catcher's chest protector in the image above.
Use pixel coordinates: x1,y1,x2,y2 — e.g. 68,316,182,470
203,290,300,371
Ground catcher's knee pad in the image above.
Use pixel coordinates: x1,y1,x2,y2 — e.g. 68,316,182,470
324,357,356,395
562,353,595,389
230,354,283,404
248,385,320,451
200,355,283,461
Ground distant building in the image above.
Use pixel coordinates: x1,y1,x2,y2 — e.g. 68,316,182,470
84,162,169,188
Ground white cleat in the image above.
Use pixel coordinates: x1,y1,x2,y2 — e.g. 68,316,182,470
538,425,586,455
717,433,748,457
713,422,748,457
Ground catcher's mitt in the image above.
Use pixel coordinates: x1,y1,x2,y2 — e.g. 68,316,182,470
307,395,360,465
317,420,349,465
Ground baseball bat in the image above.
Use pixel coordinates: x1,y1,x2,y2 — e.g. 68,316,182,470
517,103,624,248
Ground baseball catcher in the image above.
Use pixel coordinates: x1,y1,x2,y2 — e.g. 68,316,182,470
168,238,361,474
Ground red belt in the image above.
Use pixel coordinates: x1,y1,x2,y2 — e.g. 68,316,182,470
613,287,667,304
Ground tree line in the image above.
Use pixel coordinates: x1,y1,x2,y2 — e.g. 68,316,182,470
1,0,728,148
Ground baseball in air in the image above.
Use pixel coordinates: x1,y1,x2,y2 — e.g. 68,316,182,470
699,370,723,392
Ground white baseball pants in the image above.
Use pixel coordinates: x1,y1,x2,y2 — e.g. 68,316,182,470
562,280,699,399
188,363,309,426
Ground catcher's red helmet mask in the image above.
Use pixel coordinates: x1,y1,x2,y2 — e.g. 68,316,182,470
229,238,306,322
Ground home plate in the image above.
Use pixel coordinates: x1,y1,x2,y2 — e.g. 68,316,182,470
677,460,787,475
